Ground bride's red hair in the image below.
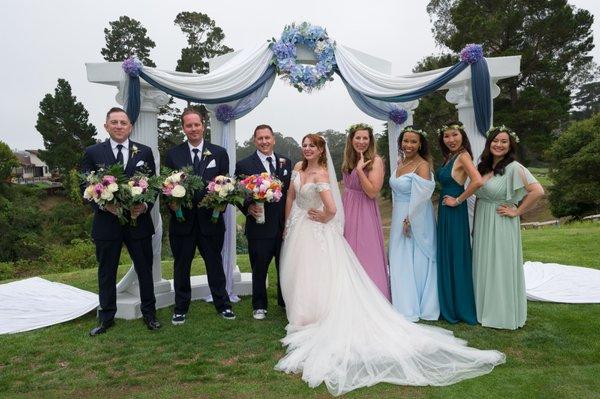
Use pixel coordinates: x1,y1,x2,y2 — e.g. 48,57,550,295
301,134,327,171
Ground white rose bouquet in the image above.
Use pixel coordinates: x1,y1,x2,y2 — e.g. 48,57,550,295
159,167,204,222
199,175,245,223
122,173,161,226
81,164,127,224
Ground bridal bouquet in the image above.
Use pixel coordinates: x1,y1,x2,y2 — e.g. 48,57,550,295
239,172,283,224
122,173,160,226
81,164,127,224
199,175,245,223
159,167,204,222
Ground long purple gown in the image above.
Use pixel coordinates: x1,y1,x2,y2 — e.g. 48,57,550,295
342,168,391,300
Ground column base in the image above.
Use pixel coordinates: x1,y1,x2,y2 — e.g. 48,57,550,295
114,268,253,320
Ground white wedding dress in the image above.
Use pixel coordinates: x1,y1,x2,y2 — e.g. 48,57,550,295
275,170,505,396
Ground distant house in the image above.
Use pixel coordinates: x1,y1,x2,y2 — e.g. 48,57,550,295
12,150,52,180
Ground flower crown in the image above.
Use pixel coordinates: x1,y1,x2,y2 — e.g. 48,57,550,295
436,123,464,136
486,125,520,143
346,123,373,134
401,125,428,138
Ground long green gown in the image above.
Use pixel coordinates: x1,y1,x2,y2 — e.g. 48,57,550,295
473,161,538,330
436,155,477,324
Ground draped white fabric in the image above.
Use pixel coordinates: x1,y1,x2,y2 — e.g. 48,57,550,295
0,277,98,334
335,44,457,96
524,261,600,303
121,42,273,102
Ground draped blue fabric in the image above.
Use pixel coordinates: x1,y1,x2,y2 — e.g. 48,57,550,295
470,58,492,136
125,66,276,125
126,76,141,125
336,59,492,137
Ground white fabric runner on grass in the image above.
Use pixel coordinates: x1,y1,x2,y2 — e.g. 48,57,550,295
525,261,600,303
0,277,97,334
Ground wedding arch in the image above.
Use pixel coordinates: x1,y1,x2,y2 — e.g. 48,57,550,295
85,22,521,318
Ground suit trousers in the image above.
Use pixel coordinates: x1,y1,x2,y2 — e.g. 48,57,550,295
171,221,231,314
248,237,284,309
94,233,156,323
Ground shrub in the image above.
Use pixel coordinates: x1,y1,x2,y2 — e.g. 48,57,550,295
546,113,600,218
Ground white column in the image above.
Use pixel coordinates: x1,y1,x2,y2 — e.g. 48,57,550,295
114,88,173,319
387,100,419,172
445,81,501,232
445,82,500,163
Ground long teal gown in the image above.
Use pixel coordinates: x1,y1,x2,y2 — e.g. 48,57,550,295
436,155,477,324
473,161,538,329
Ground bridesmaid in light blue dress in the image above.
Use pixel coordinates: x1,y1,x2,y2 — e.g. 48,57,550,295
389,127,439,321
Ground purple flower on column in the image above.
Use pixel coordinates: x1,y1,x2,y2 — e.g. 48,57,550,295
215,104,235,123
389,107,408,125
122,57,143,77
460,44,484,64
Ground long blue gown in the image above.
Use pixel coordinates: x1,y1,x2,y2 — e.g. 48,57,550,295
389,170,439,321
436,155,477,324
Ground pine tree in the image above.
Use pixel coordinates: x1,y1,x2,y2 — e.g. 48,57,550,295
35,79,97,174
101,16,156,66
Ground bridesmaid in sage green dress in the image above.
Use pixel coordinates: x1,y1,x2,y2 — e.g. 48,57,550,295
473,127,544,329
436,122,483,324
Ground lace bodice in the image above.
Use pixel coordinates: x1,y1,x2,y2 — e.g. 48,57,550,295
291,170,330,211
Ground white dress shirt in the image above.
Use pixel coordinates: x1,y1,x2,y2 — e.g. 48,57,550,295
110,138,130,169
256,150,276,174
188,140,204,162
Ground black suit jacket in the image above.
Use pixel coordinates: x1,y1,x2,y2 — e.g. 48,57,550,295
235,152,292,239
164,141,229,236
81,139,156,241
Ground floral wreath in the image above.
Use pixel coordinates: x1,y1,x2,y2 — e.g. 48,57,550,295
346,123,373,134
401,125,428,138
436,123,465,136
270,22,336,92
486,125,520,143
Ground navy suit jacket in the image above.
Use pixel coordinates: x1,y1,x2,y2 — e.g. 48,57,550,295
164,141,229,236
81,139,156,241
235,152,291,239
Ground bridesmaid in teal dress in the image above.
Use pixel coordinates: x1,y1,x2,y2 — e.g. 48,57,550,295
473,127,544,329
436,122,483,324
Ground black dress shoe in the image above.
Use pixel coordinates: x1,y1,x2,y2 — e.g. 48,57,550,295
143,316,161,331
89,319,115,336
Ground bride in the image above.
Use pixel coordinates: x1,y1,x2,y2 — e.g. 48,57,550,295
275,133,505,396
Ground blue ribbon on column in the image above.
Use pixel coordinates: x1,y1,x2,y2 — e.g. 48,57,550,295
470,58,491,136
127,75,141,125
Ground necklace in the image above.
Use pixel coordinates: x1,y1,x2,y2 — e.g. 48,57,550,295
400,157,418,169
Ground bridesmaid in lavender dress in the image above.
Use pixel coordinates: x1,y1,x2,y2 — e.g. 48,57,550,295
341,123,390,300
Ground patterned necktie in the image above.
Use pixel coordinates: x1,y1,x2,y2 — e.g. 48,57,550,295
266,156,276,175
116,144,124,168
192,148,200,173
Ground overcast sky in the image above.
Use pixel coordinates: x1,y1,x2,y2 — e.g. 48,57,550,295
1,0,599,151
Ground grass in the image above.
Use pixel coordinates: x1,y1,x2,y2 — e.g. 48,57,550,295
1,222,599,398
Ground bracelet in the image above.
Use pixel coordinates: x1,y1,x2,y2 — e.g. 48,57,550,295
455,197,462,205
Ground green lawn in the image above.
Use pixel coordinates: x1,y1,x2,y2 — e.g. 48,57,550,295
1,223,599,398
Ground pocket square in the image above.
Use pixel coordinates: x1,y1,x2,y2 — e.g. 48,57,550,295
206,159,216,168
283,169,288,176
135,160,145,167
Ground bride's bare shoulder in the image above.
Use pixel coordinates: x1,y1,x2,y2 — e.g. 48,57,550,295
315,168,330,183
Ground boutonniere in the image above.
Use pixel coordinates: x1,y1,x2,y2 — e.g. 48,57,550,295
131,145,140,157
202,149,212,158
278,158,286,168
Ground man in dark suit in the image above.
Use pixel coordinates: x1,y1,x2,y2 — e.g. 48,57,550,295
235,125,291,320
82,107,161,336
165,108,234,325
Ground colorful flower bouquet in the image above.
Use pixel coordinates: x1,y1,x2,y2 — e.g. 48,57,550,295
159,167,204,222
199,175,245,223
82,164,128,224
123,173,161,226
239,172,283,224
